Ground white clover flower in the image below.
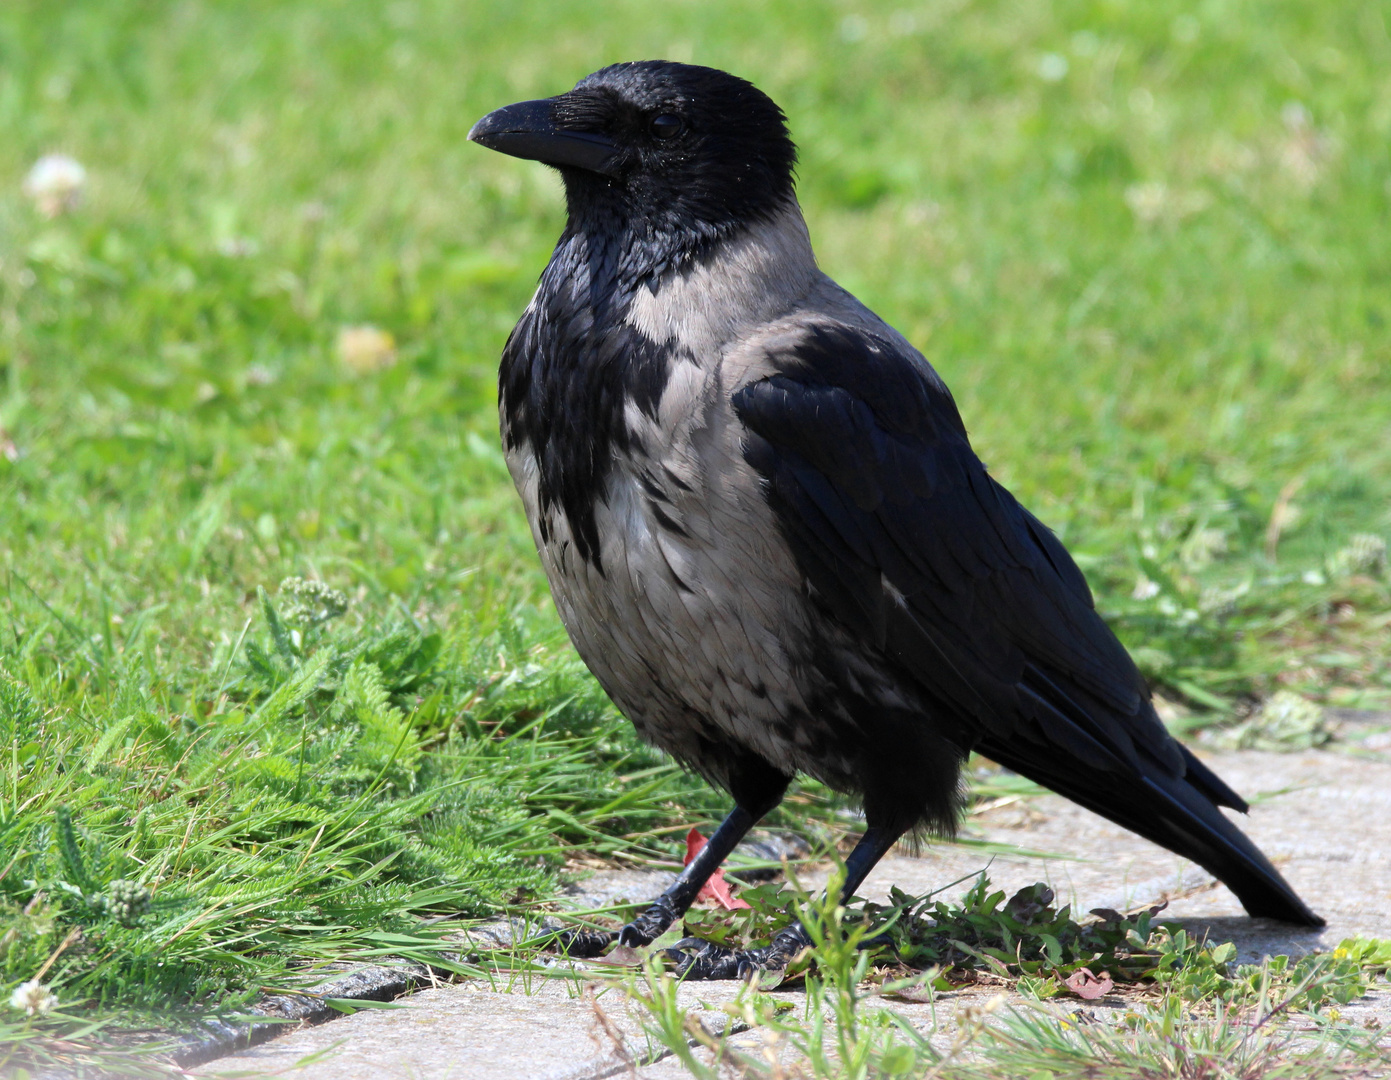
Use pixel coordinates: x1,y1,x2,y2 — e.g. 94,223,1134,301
9,979,58,1017
1131,575,1161,601
22,154,87,217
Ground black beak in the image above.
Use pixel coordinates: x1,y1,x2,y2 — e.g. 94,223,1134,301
468,98,620,177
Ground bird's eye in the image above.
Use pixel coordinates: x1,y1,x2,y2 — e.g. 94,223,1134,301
649,114,683,140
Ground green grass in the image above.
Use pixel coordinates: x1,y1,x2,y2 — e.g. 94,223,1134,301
1,0,1389,1073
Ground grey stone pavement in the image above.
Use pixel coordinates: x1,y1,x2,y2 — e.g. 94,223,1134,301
196,744,1391,1079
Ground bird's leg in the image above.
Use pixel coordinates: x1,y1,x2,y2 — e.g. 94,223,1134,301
671,824,903,982
559,803,761,958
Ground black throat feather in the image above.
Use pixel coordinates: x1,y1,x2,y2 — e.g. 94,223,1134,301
499,204,785,572
498,224,687,572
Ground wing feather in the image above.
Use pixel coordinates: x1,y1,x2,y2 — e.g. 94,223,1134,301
732,319,1319,925
734,325,1164,769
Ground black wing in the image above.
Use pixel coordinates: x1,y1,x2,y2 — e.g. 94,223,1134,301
733,321,1320,926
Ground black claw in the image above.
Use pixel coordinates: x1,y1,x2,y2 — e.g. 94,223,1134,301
616,921,653,948
618,897,680,947
762,925,814,972
556,897,681,959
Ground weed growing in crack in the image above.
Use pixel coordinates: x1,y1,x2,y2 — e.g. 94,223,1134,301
623,879,950,1080
680,871,1376,1009
612,870,1387,1078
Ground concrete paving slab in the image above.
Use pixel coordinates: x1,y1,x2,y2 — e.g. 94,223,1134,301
197,747,1391,1079
191,975,757,1080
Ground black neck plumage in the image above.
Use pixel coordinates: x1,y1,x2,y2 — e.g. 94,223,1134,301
499,221,696,571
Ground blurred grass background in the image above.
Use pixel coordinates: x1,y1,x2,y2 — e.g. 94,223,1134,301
1,0,1388,1061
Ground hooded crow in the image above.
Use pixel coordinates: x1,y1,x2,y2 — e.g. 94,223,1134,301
469,61,1322,979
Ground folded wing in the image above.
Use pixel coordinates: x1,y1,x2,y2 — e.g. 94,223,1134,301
733,321,1320,926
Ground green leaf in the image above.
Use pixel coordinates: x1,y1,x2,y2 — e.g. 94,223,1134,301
253,647,333,726
54,806,96,896
259,585,297,666
877,1044,917,1075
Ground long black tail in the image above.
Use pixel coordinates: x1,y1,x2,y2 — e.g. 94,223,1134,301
979,739,1324,927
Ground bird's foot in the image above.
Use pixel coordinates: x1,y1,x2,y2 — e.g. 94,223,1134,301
557,897,680,959
665,924,813,984
556,926,618,958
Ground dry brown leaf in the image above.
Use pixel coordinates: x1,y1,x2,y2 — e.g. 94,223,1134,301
1063,967,1114,1000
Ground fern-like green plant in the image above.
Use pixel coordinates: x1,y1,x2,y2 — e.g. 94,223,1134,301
258,585,298,668
54,806,97,898
0,670,41,739
341,659,421,792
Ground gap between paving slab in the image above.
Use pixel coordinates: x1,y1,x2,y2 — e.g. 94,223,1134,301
165,837,802,1070
194,747,1391,1080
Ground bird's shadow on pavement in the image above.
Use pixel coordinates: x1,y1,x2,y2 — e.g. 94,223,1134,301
1165,915,1332,964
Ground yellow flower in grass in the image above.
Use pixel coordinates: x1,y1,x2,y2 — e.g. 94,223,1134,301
337,325,397,375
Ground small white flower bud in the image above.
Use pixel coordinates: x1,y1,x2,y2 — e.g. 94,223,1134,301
23,154,87,217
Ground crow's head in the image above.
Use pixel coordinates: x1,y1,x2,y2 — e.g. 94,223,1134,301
470,62,797,250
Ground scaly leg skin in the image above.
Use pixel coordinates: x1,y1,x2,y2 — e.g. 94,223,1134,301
664,824,904,982
560,764,793,959
557,806,759,959
667,924,814,984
